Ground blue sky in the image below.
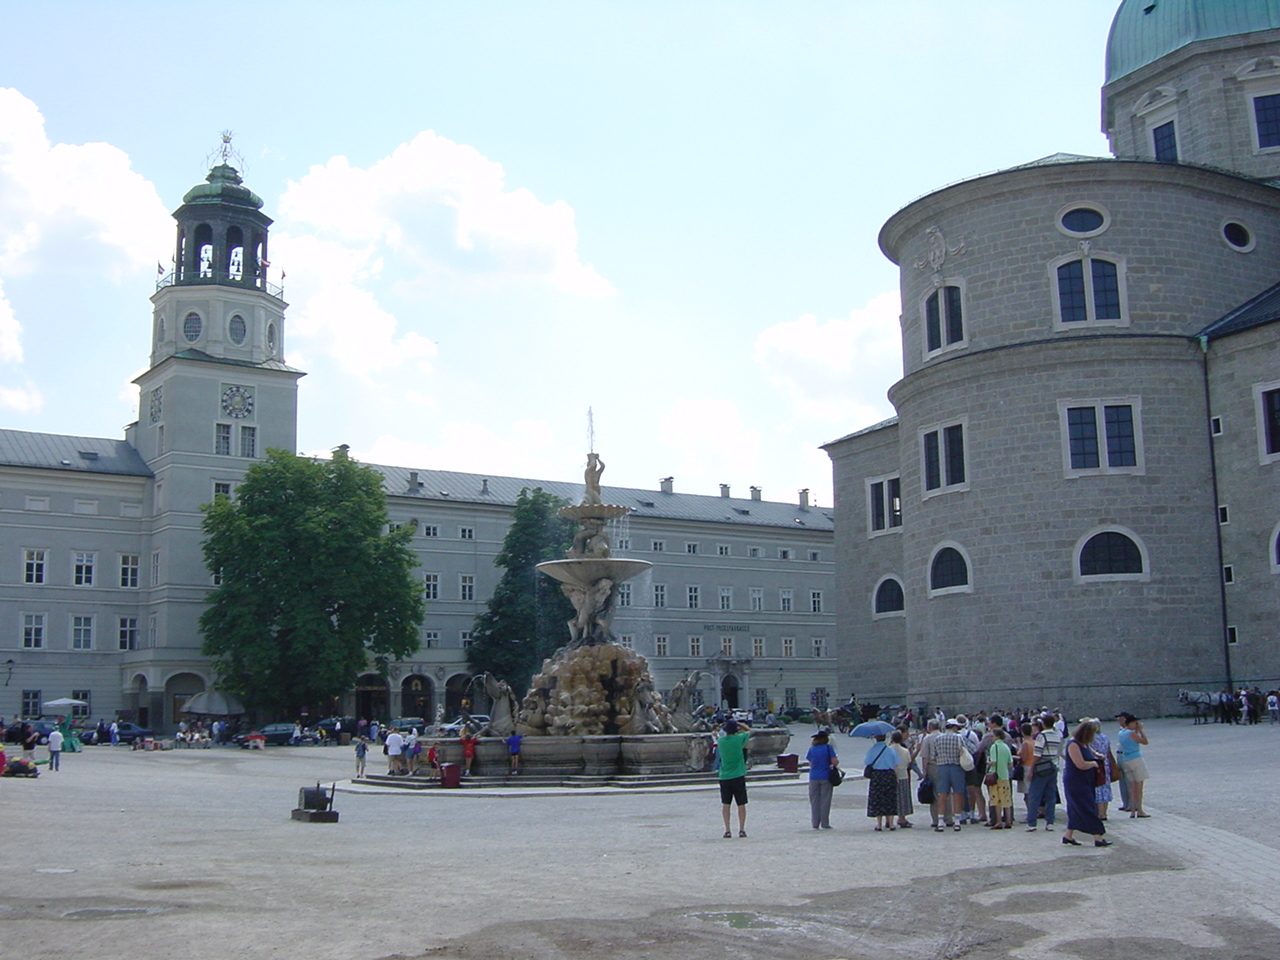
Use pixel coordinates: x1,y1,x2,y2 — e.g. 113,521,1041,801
0,1,1121,505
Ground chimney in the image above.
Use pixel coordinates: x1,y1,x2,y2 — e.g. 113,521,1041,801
660,477,674,494
750,486,761,501
481,478,490,495
408,471,419,489
799,488,810,509
719,483,731,498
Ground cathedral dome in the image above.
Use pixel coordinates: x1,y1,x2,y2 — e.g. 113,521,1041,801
1106,0,1280,82
181,163,264,210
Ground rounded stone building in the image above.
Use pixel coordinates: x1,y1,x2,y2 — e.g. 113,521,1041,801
825,0,1280,718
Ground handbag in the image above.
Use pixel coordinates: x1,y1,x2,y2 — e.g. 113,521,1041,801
917,777,936,805
1107,748,1121,782
983,770,998,786
862,744,888,780
829,765,844,787
1033,755,1056,777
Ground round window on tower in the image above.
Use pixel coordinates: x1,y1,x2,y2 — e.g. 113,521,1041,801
1221,220,1255,253
1056,203,1110,238
183,311,203,342
266,322,278,355
229,314,247,345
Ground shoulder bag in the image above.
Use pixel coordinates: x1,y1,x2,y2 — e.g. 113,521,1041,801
826,745,843,787
958,741,975,772
863,744,888,780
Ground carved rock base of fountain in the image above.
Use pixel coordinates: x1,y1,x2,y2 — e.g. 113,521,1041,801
518,642,676,737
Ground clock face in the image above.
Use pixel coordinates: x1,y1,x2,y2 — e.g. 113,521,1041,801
221,385,255,419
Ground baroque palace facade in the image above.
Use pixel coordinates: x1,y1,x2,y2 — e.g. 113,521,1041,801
825,0,1280,718
0,166,835,730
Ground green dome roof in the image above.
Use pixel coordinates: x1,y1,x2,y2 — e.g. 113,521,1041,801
1106,0,1280,82
181,163,264,210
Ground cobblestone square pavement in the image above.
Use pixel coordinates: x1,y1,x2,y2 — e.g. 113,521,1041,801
1,718,1276,960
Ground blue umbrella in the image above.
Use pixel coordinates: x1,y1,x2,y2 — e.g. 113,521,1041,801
849,720,896,738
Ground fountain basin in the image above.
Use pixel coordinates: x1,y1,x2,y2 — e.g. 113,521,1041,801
536,558,653,587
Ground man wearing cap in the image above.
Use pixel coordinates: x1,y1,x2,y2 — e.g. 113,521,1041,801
930,719,974,832
717,718,752,837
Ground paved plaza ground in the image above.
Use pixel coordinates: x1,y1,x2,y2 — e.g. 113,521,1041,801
1,718,1277,960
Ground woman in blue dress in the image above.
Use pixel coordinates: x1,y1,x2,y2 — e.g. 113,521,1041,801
1060,720,1110,848
863,735,899,831
806,730,838,829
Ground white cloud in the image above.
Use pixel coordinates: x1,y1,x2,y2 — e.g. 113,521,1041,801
0,380,43,414
356,418,567,481
656,397,763,494
0,282,20,363
753,290,902,427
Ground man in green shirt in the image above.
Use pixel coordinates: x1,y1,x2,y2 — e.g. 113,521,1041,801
717,719,752,837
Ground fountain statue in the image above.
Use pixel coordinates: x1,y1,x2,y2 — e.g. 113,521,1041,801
517,452,677,737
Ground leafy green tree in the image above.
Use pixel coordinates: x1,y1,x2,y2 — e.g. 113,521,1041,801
200,447,424,718
466,487,575,691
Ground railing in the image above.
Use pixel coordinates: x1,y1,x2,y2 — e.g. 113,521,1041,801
156,272,284,298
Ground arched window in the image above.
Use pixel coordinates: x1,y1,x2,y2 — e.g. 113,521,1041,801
1271,523,1280,574
930,547,969,591
194,224,213,279
1079,531,1143,576
226,226,244,281
874,577,905,614
1050,251,1127,328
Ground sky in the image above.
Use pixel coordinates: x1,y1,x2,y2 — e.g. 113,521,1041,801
0,1,1123,507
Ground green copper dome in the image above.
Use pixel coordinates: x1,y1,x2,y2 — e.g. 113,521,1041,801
181,163,264,210
1106,0,1280,82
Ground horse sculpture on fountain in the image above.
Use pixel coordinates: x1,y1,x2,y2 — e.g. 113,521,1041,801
483,673,521,737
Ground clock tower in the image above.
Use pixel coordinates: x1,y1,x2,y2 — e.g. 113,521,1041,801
126,152,305,678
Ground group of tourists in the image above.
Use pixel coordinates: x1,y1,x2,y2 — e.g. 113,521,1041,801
359,726,523,779
803,710,1152,846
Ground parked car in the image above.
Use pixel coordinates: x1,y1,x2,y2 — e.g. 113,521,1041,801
233,722,297,747
387,717,426,733
306,716,356,739
3,719,58,745
437,715,489,735
112,722,154,745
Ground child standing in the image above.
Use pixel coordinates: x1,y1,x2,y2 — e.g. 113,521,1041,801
354,737,367,778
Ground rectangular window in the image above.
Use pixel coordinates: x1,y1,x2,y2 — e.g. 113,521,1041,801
1057,259,1087,322
148,614,157,648
685,542,699,555
617,634,633,649
923,422,966,493
73,551,96,586
1255,92,1280,148
617,583,632,607
215,423,232,455
1062,400,1143,475
71,690,91,719
424,631,439,649
459,527,474,540
717,544,730,557
422,524,439,538
748,546,761,559
925,284,964,353
752,636,765,657
211,567,223,587
23,613,46,648
1219,505,1230,524
423,574,439,601
461,631,473,648
1152,120,1178,161
652,584,666,608
459,575,475,601
118,617,138,650
755,688,769,709
616,537,630,551
944,424,966,485
1223,565,1235,584
721,636,733,656
808,550,821,562
784,687,797,710
1227,625,1239,645
1262,387,1280,456
1211,416,1223,436
23,549,46,585
813,687,829,710
813,637,825,658
72,615,94,650
651,540,665,552
213,482,232,499
239,425,256,458
120,555,139,589
654,635,668,657
923,430,941,490
779,548,791,560
719,587,732,611
22,690,41,717
151,551,161,586
689,636,702,657
780,589,792,613
868,475,903,531
782,637,795,657
810,590,823,613
686,585,700,609
750,587,763,612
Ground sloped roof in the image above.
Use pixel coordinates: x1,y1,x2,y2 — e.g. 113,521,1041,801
169,348,304,374
1199,277,1280,340
820,417,899,450
370,464,834,532
0,429,152,477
